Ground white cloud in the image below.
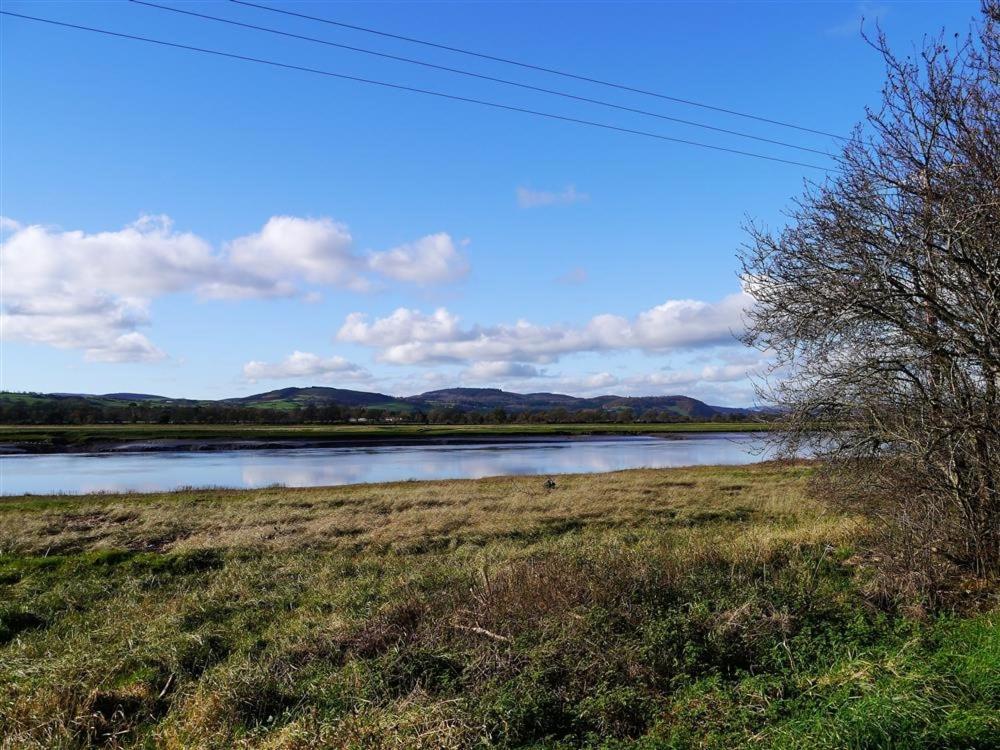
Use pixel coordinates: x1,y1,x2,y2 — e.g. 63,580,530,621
219,216,370,297
368,233,469,284
571,356,768,403
516,185,589,208
339,307,464,348
464,361,543,381
337,291,751,365
629,294,750,348
2,215,468,363
621,363,759,390
506,371,620,394
88,333,167,364
1,294,166,363
3,215,218,300
242,351,371,383
1,216,213,362
583,372,619,389
0,216,22,233
468,353,769,405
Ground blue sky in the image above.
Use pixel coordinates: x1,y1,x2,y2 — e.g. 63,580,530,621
0,0,982,404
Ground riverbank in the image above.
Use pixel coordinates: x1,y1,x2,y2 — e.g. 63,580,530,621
1,463,996,748
0,421,769,454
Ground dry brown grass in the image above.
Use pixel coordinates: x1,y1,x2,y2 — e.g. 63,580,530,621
0,462,832,557
13,462,957,750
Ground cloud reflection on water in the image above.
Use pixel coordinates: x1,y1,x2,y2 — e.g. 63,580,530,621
1,435,770,495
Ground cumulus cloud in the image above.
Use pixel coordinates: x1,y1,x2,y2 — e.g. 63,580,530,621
621,362,761,390
337,292,751,365
463,361,544,381
2,293,166,363
516,185,589,208
474,353,768,404
339,307,464,349
368,233,469,284
2,215,468,363
242,351,371,383
217,216,369,297
88,333,168,364
582,372,620,389
1,216,213,362
0,216,22,233
577,355,770,402
4,215,217,300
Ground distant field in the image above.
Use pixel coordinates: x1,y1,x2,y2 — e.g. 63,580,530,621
0,421,770,450
1,463,996,748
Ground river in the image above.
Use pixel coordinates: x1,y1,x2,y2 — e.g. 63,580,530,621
0,433,773,495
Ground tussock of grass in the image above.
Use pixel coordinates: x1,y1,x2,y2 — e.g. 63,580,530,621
0,463,996,748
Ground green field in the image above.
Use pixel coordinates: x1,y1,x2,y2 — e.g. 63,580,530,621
1,463,996,748
0,422,770,451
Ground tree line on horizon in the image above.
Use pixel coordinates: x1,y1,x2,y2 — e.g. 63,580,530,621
0,396,757,427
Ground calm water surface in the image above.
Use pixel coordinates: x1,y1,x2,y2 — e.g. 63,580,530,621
0,433,771,495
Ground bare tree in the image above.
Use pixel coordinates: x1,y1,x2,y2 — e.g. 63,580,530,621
740,3,999,596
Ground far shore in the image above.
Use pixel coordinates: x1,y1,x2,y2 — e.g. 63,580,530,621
0,422,770,454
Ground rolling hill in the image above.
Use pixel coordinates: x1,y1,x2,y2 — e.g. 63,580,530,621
224,386,408,410
1,387,752,419
406,388,737,418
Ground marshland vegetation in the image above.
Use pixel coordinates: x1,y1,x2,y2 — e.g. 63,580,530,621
1,463,996,748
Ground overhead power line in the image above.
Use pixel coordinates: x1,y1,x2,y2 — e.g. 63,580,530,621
0,11,831,171
232,0,848,142
130,0,832,158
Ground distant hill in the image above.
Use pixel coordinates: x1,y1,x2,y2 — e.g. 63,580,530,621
405,388,741,419
224,386,404,410
100,392,170,402
1,386,752,419
10,392,202,408
599,395,720,420
409,388,598,412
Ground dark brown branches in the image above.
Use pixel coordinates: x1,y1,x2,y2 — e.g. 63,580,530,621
740,3,999,596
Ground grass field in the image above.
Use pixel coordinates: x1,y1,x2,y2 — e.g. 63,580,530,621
1,463,996,748
0,422,769,451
